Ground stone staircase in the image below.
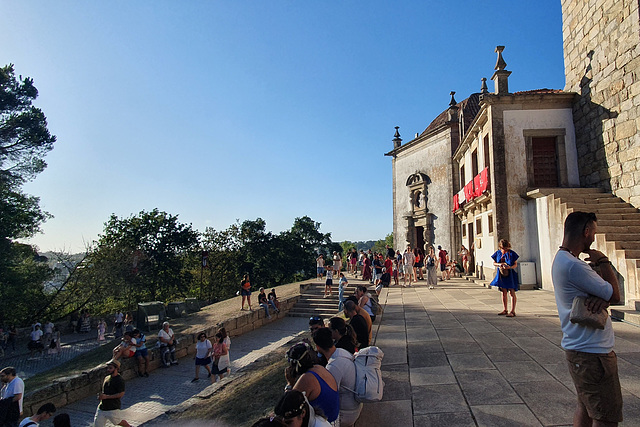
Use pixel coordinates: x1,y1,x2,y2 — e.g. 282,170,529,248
287,279,362,318
528,187,640,324
287,282,342,318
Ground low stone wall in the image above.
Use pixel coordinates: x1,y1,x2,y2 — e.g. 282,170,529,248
22,295,300,416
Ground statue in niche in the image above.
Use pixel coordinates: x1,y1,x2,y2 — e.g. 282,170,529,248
414,191,422,208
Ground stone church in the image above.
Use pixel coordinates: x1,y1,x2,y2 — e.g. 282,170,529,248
387,0,640,309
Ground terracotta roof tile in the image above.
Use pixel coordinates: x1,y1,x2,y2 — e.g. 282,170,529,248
513,88,564,95
420,93,481,137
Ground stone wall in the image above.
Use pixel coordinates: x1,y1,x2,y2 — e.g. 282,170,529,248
22,295,300,416
562,0,640,202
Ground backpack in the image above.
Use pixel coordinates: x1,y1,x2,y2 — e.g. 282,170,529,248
351,346,384,402
367,293,381,315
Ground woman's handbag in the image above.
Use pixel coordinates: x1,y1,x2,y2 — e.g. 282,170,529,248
569,296,608,330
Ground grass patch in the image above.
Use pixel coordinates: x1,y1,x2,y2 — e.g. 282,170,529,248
169,334,311,427
172,347,287,426
24,340,120,390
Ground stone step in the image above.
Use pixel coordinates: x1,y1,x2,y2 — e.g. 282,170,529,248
599,233,640,242
622,250,640,259
287,309,340,318
533,187,606,195
296,298,338,308
597,225,640,233
591,213,640,221
554,195,620,204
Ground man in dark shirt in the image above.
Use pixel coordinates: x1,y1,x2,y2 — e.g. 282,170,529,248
385,245,395,260
93,359,131,427
344,301,369,348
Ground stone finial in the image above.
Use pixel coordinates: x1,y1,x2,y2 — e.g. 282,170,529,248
494,46,507,70
491,45,511,95
481,78,489,94
449,91,457,107
447,91,459,122
393,126,402,148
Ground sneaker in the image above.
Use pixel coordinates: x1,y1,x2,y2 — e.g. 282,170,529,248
191,378,199,383
138,372,144,378
144,372,149,377
429,286,434,289
171,361,179,365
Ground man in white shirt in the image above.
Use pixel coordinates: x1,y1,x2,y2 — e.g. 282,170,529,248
552,211,622,425
1,367,25,427
114,311,124,338
313,328,362,427
402,244,415,287
43,321,54,347
18,402,55,427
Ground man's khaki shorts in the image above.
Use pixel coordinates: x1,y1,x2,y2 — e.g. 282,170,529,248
565,350,623,423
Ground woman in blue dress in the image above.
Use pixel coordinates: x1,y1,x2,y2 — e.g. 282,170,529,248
490,239,519,317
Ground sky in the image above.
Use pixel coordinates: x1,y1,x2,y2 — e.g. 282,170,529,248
1,1,566,253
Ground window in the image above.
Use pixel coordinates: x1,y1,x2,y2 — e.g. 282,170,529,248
462,224,466,237
488,214,494,234
460,165,465,191
484,135,490,169
472,149,479,178
476,217,482,235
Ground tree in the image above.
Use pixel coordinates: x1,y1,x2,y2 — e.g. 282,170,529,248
0,64,56,185
0,64,56,326
86,209,200,307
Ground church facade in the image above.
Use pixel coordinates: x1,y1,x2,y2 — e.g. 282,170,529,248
388,0,640,307
387,47,580,284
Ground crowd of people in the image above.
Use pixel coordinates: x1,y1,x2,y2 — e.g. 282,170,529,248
252,311,372,427
314,244,470,300
238,273,281,318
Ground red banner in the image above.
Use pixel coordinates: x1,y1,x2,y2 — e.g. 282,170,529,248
453,194,459,212
479,167,489,193
464,181,474,201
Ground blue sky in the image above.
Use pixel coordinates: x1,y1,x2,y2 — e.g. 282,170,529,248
2,1,565,253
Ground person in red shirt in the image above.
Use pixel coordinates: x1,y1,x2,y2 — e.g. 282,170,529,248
438,246,448,281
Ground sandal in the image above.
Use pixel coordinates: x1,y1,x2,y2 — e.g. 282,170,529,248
498,310,508,315
506,312,516,317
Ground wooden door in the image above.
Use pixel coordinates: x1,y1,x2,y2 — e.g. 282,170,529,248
532,137,558,187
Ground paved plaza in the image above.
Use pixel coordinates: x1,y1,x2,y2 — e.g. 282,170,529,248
357,278,640,427
23,277,640,426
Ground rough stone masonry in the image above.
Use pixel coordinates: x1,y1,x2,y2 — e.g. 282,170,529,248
562,0,640,203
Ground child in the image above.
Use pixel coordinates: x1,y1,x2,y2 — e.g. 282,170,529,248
338,273,348,311
324,266,334,298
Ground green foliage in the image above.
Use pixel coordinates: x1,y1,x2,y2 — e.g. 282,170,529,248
90,209,200,306
0,241,53,325
0,64,56,186
338,234,394,255
0,64,56,326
